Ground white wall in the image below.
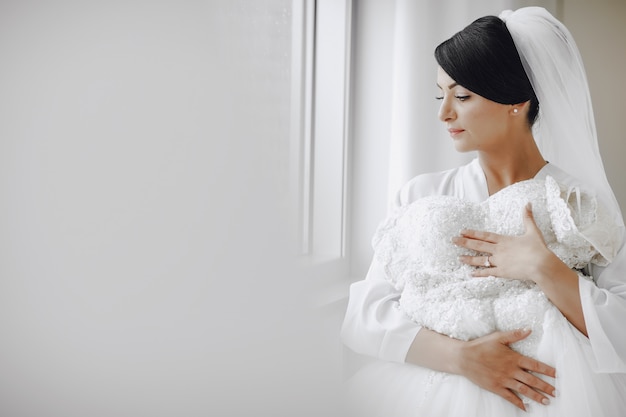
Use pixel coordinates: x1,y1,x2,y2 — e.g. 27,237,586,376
0,2,336,416
562,0,626,216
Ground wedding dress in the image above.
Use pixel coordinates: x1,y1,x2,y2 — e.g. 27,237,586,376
344,177,626,417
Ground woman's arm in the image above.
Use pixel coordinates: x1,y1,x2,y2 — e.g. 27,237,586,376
341,257,558,411
406,327,556,412
534,252,586,335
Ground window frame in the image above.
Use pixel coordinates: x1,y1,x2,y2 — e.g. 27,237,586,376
290,0,353,266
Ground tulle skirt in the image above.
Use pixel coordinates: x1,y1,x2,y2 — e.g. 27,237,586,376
343,308,626,417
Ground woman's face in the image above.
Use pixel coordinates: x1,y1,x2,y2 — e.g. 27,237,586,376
436,67,511,153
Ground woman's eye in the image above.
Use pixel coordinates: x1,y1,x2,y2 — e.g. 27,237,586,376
435,96,444,100
455,95,470,102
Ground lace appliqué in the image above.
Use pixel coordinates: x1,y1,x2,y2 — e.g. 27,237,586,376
373,176,619,358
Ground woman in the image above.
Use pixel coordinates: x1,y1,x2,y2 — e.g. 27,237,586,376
341,7,626,416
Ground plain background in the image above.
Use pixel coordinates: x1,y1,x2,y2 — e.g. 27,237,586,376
0,1,338,416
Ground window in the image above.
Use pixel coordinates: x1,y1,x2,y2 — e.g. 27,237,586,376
291,0,353,269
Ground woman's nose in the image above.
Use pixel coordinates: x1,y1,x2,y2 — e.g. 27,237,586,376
438,98,455,122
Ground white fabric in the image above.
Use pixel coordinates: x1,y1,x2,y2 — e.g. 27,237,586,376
341,159,626,416
373,176,614,360
344,320,626,417
500,7,624,233
341,158,626,370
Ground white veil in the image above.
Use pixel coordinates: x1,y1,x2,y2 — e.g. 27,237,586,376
500,7,624,235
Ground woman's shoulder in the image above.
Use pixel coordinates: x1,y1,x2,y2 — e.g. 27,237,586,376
394,159,482,207
536,163,595,196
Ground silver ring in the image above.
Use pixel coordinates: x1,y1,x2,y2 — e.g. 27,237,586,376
484,256,491,268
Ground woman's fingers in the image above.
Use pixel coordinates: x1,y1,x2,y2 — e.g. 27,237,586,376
517,354,557,379
497,373,555,412
522,203,540,232
499,329,556,377
452,235,495,253
498,328,531,345
502,330,557,403
458,254,493,267
495,388,527,412
459,229,500,243
515,369,556,399
458,329,557,410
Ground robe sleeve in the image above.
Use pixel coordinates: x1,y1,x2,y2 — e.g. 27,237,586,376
340,259,421,363
580,237,626,373
339,162,476,363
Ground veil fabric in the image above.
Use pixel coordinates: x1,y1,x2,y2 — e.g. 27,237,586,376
499,7,624,237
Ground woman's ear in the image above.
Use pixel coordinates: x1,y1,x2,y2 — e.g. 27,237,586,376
510,100,530,116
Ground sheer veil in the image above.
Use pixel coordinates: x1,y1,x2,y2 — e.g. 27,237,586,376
500,7,625,239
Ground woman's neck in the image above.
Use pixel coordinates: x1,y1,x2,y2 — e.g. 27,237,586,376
478,136,547,196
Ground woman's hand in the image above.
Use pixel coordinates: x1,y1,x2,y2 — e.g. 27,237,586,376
452,202,589,334
453,203,552,282
408,328,557,411
456,328,557,411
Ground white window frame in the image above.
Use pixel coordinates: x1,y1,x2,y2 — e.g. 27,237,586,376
291,0,353,271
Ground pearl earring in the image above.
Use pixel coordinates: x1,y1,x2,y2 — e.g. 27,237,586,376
513,108,519,114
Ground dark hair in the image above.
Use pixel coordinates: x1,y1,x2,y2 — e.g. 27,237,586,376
435,16,539,126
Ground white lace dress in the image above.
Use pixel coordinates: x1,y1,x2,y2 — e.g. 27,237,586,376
344,177,626,417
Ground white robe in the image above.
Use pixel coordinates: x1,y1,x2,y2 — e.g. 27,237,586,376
340,158,626,416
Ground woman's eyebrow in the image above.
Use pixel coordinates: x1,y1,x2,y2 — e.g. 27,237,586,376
436,82,459,89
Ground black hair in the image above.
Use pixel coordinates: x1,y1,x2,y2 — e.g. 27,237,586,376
435,15,539,126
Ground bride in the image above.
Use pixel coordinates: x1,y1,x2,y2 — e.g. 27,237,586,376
341,7,626,416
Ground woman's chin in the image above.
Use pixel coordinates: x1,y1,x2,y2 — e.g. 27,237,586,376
452,142,474,153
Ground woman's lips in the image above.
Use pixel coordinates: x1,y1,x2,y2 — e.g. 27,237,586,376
448,128,465,137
